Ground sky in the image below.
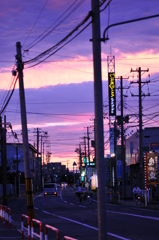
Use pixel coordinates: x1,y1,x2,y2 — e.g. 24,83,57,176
0,0,159,170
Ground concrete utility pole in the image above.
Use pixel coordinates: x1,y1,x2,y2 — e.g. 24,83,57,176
118,76,129,198
87,127,90,165
1,116,7,206
84,136,86,163
16,42,34,219
40,132,47,190
36,128,40,190
16,145,19,197
130,67,149,189
91,0,107,239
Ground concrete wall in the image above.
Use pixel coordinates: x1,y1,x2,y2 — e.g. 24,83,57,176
0,184,26,197
0,184,15,197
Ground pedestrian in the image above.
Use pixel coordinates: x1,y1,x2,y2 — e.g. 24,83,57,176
133,184,141,201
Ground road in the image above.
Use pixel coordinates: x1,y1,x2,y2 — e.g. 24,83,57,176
7,185,159,240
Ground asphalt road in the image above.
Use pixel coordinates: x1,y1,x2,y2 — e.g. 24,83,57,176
7,186,159,240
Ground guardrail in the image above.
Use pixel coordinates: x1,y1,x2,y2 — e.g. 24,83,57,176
0,205,11,228
31,218,43,240
20,215,76,240
45,224,60,240
21,214,31,240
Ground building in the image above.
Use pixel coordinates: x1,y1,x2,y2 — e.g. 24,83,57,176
43,162,67,183
125,127,159,198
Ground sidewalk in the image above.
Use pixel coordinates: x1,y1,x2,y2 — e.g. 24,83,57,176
0,219,26,239
90,190,159,210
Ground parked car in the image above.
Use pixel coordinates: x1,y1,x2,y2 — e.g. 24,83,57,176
44,183,57,197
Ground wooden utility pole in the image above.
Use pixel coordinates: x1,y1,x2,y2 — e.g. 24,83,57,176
91,0,107,239
16,42,34,219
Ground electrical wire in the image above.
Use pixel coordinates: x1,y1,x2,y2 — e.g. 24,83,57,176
25,0,84,51
24,0,111,68
24,11,92,66
0,75,18,115
23,0,49,48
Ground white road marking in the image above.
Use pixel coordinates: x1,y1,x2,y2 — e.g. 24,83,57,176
70,203,74,205
34,207,39,210
50,213,130,240
107,210,159,221
33,193,43,200
78,205,86,208
42,210,50,215
64,201,67,203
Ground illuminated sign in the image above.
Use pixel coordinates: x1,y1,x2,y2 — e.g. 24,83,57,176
145,152,159,186
108,72,116,116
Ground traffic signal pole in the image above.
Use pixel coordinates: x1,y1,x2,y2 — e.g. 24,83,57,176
16,42,34,219
91,1,107,239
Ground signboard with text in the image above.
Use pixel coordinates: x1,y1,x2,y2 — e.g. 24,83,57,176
145,152,159,187
108,72,116,116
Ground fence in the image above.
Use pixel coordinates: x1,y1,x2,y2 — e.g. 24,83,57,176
45,224,60,240
0,205,11,228
21,214,31,240
31,219,43,240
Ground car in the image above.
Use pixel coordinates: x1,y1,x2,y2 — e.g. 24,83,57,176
43,183,57,197
61,182,67,187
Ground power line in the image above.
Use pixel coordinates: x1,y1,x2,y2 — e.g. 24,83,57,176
0,76,18,115
23,0,49,48
24,12,92,66
25,0,84,50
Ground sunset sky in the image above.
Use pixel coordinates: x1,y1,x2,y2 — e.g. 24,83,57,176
0,0,159,169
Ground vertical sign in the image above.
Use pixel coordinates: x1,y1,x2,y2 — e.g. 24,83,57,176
144,153,147,189
146,152,159,186
108,72,116,116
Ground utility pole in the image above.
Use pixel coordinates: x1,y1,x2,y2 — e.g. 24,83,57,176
130,67,149,189
118,76,129,199
87,127,90,166
40,132,47,190
16,145,19,197
1,116,7,206
36,128,39,190
94,118,96,166
79,144,82,172
91,0,107,239
84,136,86,164
16,42,34,219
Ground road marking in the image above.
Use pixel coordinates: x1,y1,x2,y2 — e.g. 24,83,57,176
42,210,50,215
34,207,39,210
55,214,130,239
64,201,67,203
33,193,43,200
107,210,159,221
70,203,74,205
78,205,86,208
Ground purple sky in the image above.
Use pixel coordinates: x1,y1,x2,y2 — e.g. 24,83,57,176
0,0,159,169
